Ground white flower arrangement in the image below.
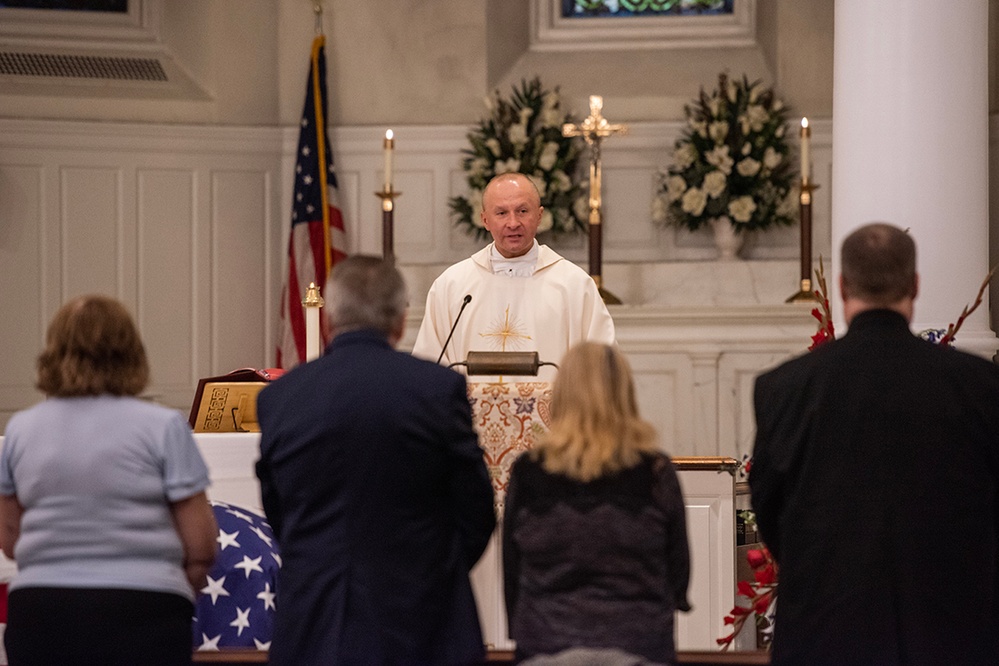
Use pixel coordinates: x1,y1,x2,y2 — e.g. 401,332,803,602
450,77,588,239
654,73,797,233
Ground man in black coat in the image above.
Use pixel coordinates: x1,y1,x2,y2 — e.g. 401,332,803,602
750,223,999,665
256,255,496,665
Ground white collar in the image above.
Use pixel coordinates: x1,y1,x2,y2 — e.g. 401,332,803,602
489,240,539,277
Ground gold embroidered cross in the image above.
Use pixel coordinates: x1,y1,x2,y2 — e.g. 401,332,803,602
479,305,532,352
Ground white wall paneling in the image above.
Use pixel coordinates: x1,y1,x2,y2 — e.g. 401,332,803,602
0,119,285,421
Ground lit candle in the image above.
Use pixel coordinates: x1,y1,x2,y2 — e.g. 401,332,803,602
800,117,811,183
303,282,324,362
383,129,394,191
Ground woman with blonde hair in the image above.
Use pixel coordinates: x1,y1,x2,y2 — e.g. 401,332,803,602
0,295,217,665
503,342,691,665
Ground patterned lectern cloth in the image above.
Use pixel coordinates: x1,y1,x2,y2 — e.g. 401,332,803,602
467,382,552,512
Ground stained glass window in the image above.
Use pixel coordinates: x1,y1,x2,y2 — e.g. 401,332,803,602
0,1,128,11
562,0,734,18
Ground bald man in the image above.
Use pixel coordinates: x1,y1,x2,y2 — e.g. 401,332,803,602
412,173,615,380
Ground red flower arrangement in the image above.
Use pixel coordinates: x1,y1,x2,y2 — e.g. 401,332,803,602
717,546,778,650
808,256,835,350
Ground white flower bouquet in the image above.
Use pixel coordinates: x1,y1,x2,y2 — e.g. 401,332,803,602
654,73,797,233
450,77,588,239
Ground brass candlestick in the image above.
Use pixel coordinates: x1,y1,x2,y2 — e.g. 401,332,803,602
374,186,401,262
786,180,820,303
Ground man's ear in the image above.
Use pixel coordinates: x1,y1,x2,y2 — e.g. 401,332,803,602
910,273,919,300
388,313,406,348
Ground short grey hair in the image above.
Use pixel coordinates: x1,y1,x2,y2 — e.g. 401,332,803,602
324,255,407,336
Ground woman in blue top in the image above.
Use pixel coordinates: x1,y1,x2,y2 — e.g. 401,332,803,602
0,295,218,666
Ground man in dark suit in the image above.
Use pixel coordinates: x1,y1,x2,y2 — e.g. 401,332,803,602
256,255,496,665
750,223,999,665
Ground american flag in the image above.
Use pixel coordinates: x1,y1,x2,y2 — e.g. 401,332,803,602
277,34,347,369
193,501,281,651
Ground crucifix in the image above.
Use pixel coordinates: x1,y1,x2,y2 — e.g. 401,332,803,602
562,95,627,305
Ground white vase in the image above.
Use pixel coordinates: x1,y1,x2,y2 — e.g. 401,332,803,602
709,216,744,261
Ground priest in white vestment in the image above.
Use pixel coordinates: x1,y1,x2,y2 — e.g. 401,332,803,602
413,172,615,381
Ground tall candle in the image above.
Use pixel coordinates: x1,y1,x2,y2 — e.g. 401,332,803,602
306,307,319,361
303,282,323,362
383,129,394,191
800,117,811,183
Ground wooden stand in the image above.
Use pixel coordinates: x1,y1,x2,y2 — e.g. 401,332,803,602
786,181,819,303
375,186,401,262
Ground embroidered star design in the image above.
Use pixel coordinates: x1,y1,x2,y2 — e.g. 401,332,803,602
271,552,283,568
254,638,272,651
201,575,230,605
234,555,264,579
229,607,252,637
479,305,532,352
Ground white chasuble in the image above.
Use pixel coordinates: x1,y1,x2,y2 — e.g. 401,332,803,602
412,244,616,381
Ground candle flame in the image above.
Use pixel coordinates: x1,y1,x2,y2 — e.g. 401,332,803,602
385,129,394,140
801,117,809,129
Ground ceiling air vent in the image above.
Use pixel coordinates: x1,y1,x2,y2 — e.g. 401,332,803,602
0,51,167,81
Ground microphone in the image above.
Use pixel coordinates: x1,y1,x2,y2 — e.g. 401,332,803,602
437,294,472,364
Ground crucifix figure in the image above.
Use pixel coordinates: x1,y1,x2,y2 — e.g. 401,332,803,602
562,95,627,304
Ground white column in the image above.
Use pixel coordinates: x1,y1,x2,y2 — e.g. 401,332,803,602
832,0,996,356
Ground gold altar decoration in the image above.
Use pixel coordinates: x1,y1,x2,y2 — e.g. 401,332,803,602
562,94,627,304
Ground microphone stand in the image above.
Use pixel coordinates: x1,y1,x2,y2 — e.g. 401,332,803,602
437,295,472,364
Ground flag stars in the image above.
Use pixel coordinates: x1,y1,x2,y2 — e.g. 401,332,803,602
303,174,313,185
234,555,264,579
301,146,311,157
198,633,222,651
217,529,240,551
229,607,252,637
257,582,276,611
201,575,230,605
301,118,308,128
225,508,256,524
296,192,304,202
250,525,274,548
254,638,272,651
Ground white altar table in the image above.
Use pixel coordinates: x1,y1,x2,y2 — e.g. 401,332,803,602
190,426,738,652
